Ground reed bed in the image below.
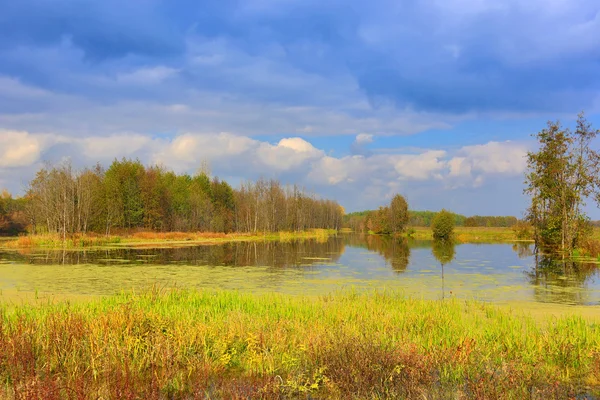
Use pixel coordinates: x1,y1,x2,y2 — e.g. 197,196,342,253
0,289,598,399
0,229,337,249
1,233,123,249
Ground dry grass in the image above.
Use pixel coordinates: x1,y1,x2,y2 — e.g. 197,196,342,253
130,231,229,241
0,230,337,249
0,289,598,399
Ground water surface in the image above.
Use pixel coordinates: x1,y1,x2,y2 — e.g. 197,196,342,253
1,235,599,305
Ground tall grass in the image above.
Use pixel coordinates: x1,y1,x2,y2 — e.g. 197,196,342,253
1,229,337,249
409,226,529,243
0,289,598,399
2,233,123,249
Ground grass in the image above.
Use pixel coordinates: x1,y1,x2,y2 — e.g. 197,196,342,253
407,226,526,243
0,229,338,249
0,288,599,399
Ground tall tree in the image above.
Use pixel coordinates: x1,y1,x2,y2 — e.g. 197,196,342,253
525,114,600,254
389,194,409,233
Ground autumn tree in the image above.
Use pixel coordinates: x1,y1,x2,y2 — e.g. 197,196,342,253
19,159,344,236
389,194,409,233
431,209,455,239
525,113,600,254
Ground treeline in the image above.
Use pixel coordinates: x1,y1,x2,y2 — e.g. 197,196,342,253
0,190,27,235
344,209,517,232
351,195,409,234
7,159,343,237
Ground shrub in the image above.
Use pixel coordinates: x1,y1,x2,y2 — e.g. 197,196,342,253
431,209,455,239
512,220,533,240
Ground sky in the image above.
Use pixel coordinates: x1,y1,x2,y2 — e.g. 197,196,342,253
1,0,600,217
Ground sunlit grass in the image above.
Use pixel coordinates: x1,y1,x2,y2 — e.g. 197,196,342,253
407,226,525,243
0,288,598,398
0,229,338,249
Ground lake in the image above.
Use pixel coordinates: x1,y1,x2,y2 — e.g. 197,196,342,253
1,234,599,306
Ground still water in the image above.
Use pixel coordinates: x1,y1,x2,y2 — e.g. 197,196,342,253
0,234,599,305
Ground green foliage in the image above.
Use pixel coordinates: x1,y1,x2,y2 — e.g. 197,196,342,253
21,159,344,236
464,215,518,227
512,220,533,240
389,194,409,233
348,209,517,231
525,113,600,254
432,239,456,265
0,190,28,235
359,194,410,234
431,209,455,239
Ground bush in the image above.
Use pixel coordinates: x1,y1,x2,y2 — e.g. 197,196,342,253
512,220,533,240
431,209,454,239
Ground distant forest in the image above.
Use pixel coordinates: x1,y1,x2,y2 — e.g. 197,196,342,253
343,210,520,232
0,159,343,237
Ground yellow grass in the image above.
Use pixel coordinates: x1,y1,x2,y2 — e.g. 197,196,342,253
0,288,598,399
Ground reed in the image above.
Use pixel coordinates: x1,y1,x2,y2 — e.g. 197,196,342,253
0,288,598,399
0,229,337,249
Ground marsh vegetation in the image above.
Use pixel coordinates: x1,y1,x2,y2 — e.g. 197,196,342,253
1,288,599,399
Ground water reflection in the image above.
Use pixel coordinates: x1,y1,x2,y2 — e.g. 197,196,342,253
432,240,456,299
1,238,345,268
512,242,534,259
526,254,599,305
0,235,598,305
345,235,411,273
432,240,456,265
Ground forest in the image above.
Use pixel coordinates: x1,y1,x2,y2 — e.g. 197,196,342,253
0,159,343,237
343,209,518,233
0,159,525,238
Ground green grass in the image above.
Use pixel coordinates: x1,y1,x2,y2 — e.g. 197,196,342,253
406,226,525,243
0,288,598,399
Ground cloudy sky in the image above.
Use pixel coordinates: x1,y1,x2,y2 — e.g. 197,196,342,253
1,0,599,216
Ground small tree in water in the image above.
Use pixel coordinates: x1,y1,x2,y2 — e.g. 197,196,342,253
431,209,455,239
525,113,600,254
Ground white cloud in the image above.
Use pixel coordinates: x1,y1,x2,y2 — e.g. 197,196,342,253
455,141,528,176
308,155,370,185
0,129,533,213
392,150,448,180
355,133,374,144
81,134,152,160
257,138,324,170
0,130,42,167
448,156,471,177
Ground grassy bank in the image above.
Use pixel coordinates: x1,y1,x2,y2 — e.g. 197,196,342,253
0,229,336,249
407,226,525,243
0,289,599,399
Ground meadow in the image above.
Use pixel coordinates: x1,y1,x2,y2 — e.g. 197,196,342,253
1,289,599,399
408,227,524,243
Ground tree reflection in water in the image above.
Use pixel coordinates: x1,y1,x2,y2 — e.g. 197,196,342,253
1,238,345,269
526,253,599,305
432,240,456,299
350,235,411,273
512,242,534,259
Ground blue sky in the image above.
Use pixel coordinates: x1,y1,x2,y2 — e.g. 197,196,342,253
1,0,599,216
